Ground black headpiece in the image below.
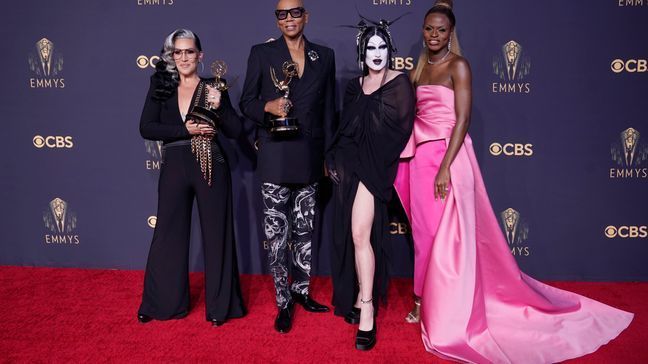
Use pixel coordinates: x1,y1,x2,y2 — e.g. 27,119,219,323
342,11,409,73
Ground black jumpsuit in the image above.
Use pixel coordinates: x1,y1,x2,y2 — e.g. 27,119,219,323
138,75,246,322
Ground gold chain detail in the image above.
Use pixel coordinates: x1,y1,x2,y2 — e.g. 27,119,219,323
191,135,213,186
190,81,214,186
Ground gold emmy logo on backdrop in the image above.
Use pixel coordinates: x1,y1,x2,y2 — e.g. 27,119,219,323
504,41,521,80
137,55,160,69
489,142,533,157
136,0,174,5
42,198,80,245
499,208,530,256
622,128,639,166
147,216,157,228
604,225,648,238
491,40,531,93
371,0,412,5
609,127,648,178
144,140,163,170
28,38,65,88
32,135,74,149
610,58,647,73
617,0,648,7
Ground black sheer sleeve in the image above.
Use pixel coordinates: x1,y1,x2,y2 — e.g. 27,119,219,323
380,74,415,135
326,77,361,156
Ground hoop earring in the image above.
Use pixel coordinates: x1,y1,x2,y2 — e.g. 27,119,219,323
199,61,205,73
422,39,427,48
448,37,452,52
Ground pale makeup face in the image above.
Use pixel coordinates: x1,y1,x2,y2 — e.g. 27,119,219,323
364,35,388,71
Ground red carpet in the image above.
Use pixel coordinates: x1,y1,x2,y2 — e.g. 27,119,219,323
0,266,645,363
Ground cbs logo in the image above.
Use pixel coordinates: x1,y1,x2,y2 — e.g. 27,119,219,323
147,216,157,228
611,59,647,73
489,143,533,156
392,57,414,71
605,225,647,238
137,55,160,69
33,135,73,149
389,222,410,235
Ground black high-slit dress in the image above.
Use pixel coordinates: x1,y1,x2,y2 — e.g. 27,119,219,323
330,73,415,316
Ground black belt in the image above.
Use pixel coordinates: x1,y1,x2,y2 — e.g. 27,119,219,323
161,139,225,164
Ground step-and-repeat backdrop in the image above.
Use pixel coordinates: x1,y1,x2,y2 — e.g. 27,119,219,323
1,0,646,280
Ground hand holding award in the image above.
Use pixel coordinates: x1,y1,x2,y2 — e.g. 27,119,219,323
269,60,299,135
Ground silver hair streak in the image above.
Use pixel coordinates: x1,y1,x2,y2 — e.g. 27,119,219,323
160,29,200,81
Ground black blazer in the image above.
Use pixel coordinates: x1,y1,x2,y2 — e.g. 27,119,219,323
140,76,241,143
239,36,336,185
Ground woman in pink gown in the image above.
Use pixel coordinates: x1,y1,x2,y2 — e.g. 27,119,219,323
393,2,633,363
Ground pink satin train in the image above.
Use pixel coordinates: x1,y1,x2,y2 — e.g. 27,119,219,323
394,85,633,363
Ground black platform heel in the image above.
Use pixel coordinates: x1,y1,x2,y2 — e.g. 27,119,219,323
355,298,376,350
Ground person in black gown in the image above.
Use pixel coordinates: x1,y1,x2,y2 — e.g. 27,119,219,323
137,29,246,327
328,21,415,350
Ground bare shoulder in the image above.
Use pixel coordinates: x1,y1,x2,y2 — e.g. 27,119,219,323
448,55,471,84
449,55,471,74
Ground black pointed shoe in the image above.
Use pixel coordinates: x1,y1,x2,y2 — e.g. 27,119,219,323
274,301,295,333
344,307,361,324
137,314,153,324
291,291,330,313
355,317,377,351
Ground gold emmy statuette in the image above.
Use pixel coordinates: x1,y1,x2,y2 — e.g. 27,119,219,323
210,60,229,92
269,60,299,134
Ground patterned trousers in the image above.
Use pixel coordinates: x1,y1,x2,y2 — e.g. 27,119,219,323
262,182,318,309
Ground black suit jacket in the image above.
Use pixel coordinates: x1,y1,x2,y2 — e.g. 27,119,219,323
140,76,241,143
239,36,336,185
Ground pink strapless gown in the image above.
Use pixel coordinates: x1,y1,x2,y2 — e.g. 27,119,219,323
394,85,633,364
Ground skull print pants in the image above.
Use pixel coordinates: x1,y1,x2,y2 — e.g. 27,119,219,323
262,182,318,309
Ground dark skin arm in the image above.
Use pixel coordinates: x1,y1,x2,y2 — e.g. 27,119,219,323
435,57,472,200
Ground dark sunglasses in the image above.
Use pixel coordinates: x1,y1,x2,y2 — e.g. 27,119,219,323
275,7,305,20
